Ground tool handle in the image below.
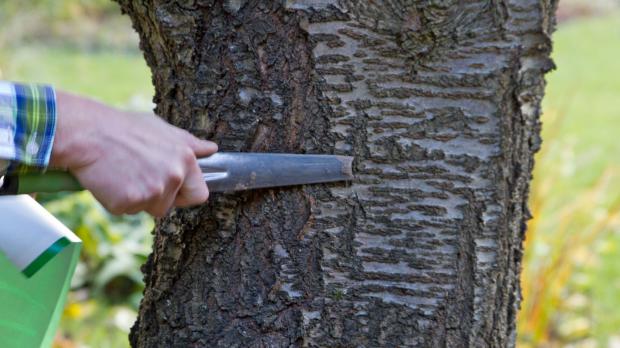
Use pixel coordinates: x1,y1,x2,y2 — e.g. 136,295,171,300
1,171,83,195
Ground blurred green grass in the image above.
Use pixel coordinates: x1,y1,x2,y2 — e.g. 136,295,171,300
518,11,620,348
542,13,620,192
0,46,153,108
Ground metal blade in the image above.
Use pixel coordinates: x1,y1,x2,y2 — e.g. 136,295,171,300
198,152,353,193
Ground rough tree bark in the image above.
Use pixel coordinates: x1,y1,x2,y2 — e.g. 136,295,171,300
114,1,556,347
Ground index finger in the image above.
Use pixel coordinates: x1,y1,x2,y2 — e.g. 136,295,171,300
183,131,218,157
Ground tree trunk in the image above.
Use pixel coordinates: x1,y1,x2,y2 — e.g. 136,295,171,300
115,1,556,347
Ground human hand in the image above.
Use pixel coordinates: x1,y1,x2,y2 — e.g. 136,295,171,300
50,91,217,217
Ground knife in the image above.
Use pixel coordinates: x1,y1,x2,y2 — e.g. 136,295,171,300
0,152,354,195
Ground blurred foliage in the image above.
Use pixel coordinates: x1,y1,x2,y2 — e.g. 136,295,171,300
0,0,137,52
518,11,620,348
0,1,154,347
0,46,153,109
40,192,152,308
41,192,153,347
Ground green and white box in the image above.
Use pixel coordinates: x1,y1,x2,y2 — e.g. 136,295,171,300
0,195,81,348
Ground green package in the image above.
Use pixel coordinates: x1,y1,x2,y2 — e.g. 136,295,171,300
0,196,81,348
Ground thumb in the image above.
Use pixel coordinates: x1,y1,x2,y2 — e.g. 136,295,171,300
174,160,209,207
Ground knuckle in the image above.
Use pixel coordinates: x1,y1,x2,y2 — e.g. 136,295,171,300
181,147,196,166
124,189,144,206
126,207,142,216
181,129,195,142
106,201,126,215
149,183,166,199
175,128,191,138
148,207,167,218
168,169,184,187
108,208,123,216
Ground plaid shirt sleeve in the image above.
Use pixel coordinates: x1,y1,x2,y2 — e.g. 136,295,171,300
0,81,57,174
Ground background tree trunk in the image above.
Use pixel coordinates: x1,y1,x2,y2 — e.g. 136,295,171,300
115,1,557,346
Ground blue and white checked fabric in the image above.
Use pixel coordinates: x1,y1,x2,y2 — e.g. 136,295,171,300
0,81,57,175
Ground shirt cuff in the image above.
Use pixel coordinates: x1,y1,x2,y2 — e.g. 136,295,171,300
0,82,57,174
